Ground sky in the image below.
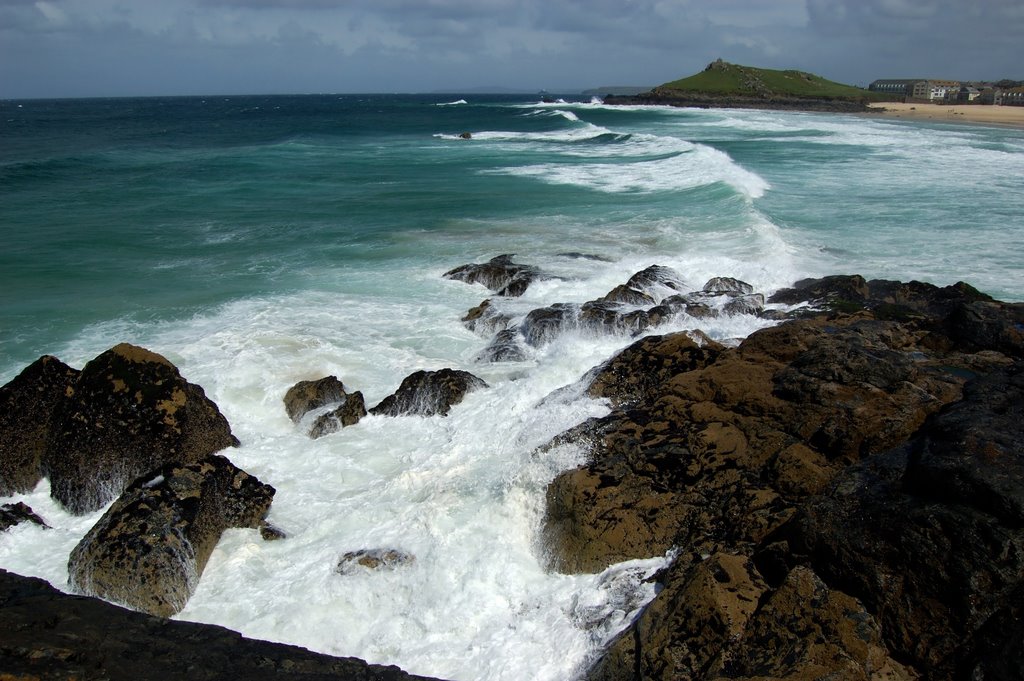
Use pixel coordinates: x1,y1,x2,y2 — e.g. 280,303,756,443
1,0,1022,98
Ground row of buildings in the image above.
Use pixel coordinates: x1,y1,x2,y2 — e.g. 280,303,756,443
869,79,1024,105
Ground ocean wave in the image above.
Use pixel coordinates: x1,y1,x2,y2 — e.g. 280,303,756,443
487,142,769,198
435,99,468,106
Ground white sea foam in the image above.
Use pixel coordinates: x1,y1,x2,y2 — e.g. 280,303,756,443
436,99,468,106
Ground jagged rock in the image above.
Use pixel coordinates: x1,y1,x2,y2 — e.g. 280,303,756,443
722,293,765,316
578,301,650,336
336,549,415,575
794,362,1024,679
543,275,1023,680
68,454,274,617
0,502,49,532
259,520,287,541
283,376,349,422
0,569,440,681
520,303,577,347
598,285,655,307
584,332,723,407
42,344,239,514
309,391,367,439
703,277,754,295
443,254,539,297
587,557,910,681
624,265,684,296
462,298,511,335
0,355,79,496
476,329,529,363
369,369,487,417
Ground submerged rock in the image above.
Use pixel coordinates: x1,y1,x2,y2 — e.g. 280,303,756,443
43,344,239,514
370,368,487,417
68,454,274,617
0,355,80,496
309,391,368,438
336,548,415,575
462,298,512,335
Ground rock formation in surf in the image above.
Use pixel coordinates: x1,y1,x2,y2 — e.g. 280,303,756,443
0,343,239,514
542,274,1023,681
68,454,274,617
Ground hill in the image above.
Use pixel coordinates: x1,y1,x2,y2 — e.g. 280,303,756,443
606,59,893,112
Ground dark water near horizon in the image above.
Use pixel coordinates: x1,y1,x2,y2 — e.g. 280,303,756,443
1,93,1023,680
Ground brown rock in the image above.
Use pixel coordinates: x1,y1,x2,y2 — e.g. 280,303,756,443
43,344,239,514
283,376,348,422
68,454,274,617
309,391,367,438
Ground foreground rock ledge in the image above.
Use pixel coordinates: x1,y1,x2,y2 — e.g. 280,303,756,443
544,275,1024,681
0,569,442,681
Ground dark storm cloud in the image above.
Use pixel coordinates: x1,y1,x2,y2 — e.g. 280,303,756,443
0,0,1019,98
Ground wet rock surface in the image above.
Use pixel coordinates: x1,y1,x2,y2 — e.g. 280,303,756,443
285,376,368,438
22,344,240,514
0,569,441,681
1,501,49,532
539,275,1024,680
337,548,416,575
370,368,487,417
68,454,275,617
0,355,80,496
443,254,540,297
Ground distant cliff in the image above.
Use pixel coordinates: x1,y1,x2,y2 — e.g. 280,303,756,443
606,59,892,112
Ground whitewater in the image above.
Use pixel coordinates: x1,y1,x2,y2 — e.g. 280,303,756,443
1,94,1023,680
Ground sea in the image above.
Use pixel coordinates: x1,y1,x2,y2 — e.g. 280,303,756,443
1,93,1023,680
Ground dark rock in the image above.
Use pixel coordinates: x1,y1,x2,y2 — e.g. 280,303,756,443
309,391,367,439
625,265,684,295
42,344,239,514
259,520,287,541
461,298,511,335
476,329,529,363
283,376,348,422
722,293,765,316
557,252,613,262
369,369,487,417
598,285,655,307
336,549,415,575
585,331,723,407
68,454,274,617
0,355,79,496
443,254,539,297
794,362,1024,679
0,501,49,532
578,301,650,336
767,274,871,308
703,277,754,295
520,303,577,347
459,131,472,139
0,569,440,681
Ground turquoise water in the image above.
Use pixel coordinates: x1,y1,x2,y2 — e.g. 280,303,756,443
1,94,1023,681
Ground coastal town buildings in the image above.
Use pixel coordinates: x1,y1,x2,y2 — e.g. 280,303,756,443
869,78,1024,105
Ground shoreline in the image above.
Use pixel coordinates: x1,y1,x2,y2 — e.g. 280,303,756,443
864,101,1024,129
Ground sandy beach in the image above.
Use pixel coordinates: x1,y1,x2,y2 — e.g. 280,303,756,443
866,101,1024,129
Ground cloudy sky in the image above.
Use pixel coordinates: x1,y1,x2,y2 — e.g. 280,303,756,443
2,0,1021,98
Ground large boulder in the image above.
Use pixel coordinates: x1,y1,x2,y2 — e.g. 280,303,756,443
68,454,274,617
0,355,79,496
43,344,239,514
0,569,441,681
369,369,487,417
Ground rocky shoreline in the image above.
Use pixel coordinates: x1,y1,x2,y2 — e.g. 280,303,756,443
2,264,1022,680
602,89,873,112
